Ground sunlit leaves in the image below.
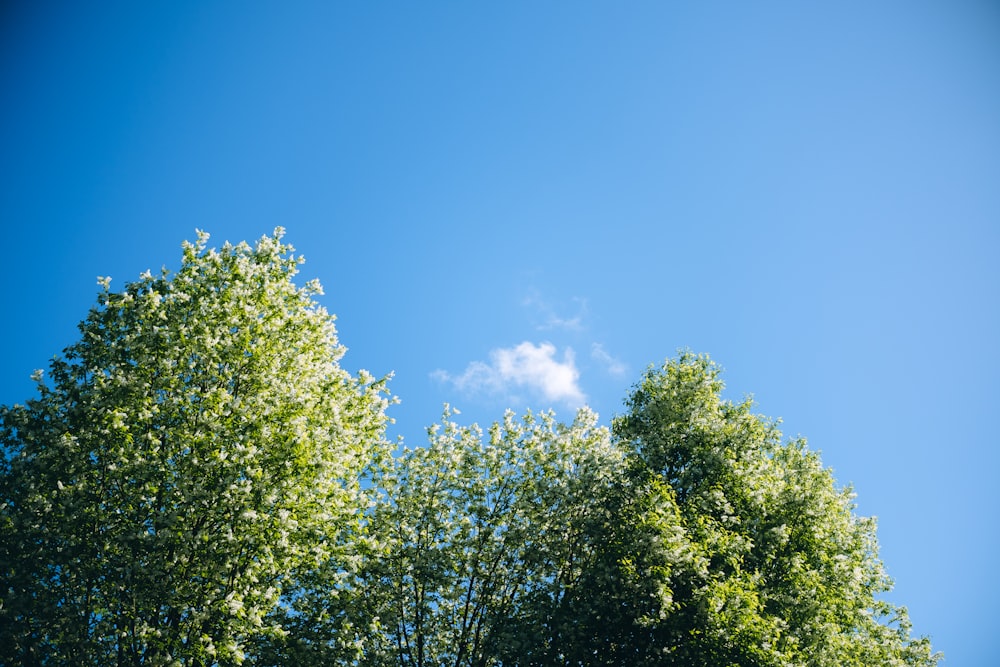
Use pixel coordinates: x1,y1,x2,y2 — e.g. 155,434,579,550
0,233,937,666
0,229,391,666
612,353,940,666
356,406,623,667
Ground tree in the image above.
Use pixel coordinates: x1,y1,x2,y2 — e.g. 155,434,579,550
358,407,625,667
0,227,940,666
233,350,942,667
0,229,391,666
611,352,939,666
498,455,690,667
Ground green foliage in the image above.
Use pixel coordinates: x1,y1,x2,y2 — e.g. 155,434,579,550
612,353,939,666
0,232,938,666
502,466,689,666
0,230,391,666
359,406,624,667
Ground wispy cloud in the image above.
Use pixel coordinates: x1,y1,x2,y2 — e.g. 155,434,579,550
522,290,587,331
432,342,586,408
591,342,628,377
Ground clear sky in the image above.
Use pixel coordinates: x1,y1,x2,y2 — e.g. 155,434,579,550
2,2,998,663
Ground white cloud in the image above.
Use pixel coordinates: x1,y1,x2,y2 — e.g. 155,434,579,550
591,342,628,377
433,341,586,407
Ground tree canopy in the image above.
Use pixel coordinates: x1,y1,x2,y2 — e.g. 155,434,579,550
609,354,937,666
0,230,392,665
0,232,938,666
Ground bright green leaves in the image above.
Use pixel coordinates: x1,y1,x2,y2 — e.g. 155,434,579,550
0,229,391,666
0,233,938,665
612,353,939,666
356,407,623,667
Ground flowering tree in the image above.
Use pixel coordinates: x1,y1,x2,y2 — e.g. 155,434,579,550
611,353,939,666
357,407,625,667
0,230,391,666
0,228,939,665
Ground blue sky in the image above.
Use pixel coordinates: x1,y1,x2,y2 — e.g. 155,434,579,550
2,2,998,662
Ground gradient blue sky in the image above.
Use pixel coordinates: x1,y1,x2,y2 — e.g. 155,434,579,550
2,2,998,663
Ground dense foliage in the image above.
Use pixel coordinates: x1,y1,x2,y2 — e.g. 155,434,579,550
1,232,938,666
609,355,937,666
0,231,391,665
